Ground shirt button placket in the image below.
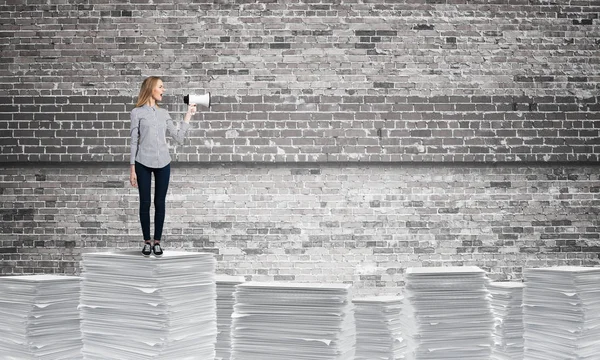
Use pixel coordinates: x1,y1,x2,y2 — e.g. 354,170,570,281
154,108,159,167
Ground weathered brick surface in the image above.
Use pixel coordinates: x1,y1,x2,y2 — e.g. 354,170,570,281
1,0,599,162
1,164,599,295
1,1,599,293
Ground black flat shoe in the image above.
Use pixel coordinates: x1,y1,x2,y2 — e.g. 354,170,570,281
142,242,152,257
152,243,163,257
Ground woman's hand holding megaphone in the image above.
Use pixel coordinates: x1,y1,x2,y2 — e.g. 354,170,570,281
184,104,197,123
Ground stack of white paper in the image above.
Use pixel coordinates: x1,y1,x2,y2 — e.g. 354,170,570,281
401,266,494,360
353,295,406,360
80,251,216,360
216,275,245,360
231,282,356,360
0,275,82,359
488,282,525,360
523,266,600,360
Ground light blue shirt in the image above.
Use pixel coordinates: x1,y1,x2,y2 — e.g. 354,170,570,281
130,105,190,168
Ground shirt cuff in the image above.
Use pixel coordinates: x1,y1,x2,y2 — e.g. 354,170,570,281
180,121,191,131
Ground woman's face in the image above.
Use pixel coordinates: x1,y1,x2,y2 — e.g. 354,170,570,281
152,80,164,102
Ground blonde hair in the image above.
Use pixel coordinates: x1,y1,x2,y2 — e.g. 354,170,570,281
135,76,162,108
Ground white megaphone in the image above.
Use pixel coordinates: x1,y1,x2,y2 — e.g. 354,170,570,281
183,93,211,108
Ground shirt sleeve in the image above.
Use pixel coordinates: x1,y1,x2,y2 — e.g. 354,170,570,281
166,111,190,145
129,109,139,165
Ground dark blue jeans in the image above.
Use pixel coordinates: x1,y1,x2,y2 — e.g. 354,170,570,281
135,161,170,241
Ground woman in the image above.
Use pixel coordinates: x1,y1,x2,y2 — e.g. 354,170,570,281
129,76,197,257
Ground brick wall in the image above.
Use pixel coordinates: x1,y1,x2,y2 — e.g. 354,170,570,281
1,164,599,295
2,93,599,162
1,0,599,162
1,0,599,294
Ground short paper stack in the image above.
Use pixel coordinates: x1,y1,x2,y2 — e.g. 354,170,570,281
353,295,405,360
80,251,216,360
524,266,600,360
231,282,356,360
215,275,245,360
488,281,525,360
401,266,494,360
0,275,82,359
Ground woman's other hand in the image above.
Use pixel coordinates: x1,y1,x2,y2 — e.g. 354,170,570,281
130,167,137,188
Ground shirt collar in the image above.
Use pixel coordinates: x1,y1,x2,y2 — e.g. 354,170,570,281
142,104,158,110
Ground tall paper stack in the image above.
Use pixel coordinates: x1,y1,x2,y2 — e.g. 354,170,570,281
524,266,600,360
401,266,494,360
488,282,525,360
215,275,245,360
231,282,356,360
80,251,216,360
353,296,406,360
0,275,82,359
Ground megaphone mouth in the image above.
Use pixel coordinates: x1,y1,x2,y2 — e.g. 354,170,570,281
183,94,190,105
